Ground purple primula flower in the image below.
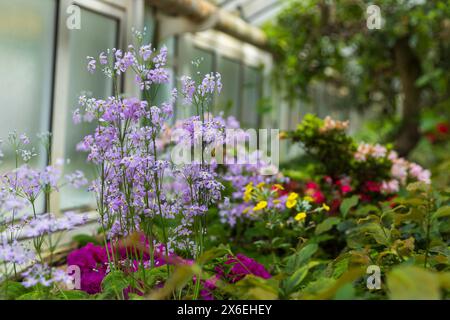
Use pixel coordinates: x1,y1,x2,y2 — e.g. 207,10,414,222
0,237,35,265
72,108,82,124
21,263,71,288
180,75,196,105
139,44,152,61
153,46,167,67
147,67,169,84
87,56,96,73
19,133,30,145
99,51,108,65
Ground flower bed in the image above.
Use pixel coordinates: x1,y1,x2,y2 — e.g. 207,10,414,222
0,31,449,300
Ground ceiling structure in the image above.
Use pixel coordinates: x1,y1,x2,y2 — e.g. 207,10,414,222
215,0,287,26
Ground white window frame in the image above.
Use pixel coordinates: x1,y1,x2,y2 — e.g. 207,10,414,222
50,0,127,217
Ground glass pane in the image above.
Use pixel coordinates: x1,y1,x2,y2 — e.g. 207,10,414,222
191,47,214,79
0,0,56,213
0,0,55,171
144,8,176,122
241,66,262,128
60,8,118,210
143,5,155,45
216,56,240,118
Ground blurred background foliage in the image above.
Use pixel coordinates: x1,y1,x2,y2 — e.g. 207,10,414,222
264,0,450,170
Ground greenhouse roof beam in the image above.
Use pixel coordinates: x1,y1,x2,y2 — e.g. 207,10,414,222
146,0,269,50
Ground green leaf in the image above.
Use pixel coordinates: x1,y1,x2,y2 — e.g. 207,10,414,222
432,206,450,220
0,281,29,300
101,270,129,297
333,282,356,300
128,293,144,300
315,217,341,235
223,275,279,300
283,261,322,296
416,69,443,87
147,264,200,300
340,195,359,218
285,243,318,274
387,266,442,300
141,266,167,288
197,245,229,265
17,290,47,300
72,234,100,246
56,290,89,300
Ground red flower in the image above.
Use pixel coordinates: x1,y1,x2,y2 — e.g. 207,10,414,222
426,133,437,143
305,181,319,190
364,181,381,193
436,122,449,134
359,193,372,202
387,194,398,208
271,184,288,196
312,190,326,204
331,198,342,212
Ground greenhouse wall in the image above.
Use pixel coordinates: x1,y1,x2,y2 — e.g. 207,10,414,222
0,0,275,218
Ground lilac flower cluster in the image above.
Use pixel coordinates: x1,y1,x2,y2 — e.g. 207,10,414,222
77,36,225,267
21,263,73,288
180,72,222,104
22,212,88,238
0,236,35,265
0,132,89,289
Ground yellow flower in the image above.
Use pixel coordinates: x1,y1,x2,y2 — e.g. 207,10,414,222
272,184,284,190
245,182,254,192
303,196,314,202
286,199,297,209
256,182,265,189
243,182,254,202
286,192,299,209
287,192,299,201
273,199,281,204
294,212,307,221
253,201,268,211
322,203,330,211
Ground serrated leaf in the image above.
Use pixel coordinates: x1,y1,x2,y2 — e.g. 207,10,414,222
197,245,229,265
101,270,129,297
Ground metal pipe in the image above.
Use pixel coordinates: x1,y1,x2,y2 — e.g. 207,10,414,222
146,0,269,50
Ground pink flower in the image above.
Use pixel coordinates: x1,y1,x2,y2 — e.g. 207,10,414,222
305,182,319,190
409,163,431,184
381,180,399,194
67,243,108,294
312,190,325,204
220,254,271,283
340,185,352,194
